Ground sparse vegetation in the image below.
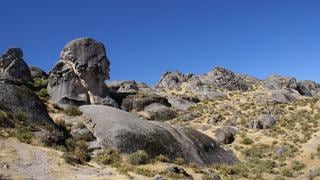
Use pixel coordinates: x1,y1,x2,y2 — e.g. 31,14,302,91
96,149,121,165
14,128,34,144
128,150,150,165
64,106,82,116
63,138,90,164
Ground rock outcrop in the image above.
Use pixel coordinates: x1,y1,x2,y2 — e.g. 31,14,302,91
29,66,48,79
155,67,257,101
247,114,277,129
80,105,238,165
263,74,298,91
0,74,61,131
47,38,117,108
297,80,320,97
0,48,31,82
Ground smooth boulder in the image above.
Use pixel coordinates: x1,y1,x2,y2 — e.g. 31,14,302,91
79,105,237,165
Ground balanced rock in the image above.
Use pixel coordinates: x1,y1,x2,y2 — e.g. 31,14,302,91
80,105,237,165
0,48,31,82
47,38,117,108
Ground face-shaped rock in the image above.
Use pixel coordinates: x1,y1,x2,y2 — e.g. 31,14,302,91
48,38,117,108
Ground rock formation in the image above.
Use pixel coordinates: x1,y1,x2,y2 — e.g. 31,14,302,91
0,48,31,82
80,105,238,165
0,74,61,131
29,66,48,79
47,38,117,108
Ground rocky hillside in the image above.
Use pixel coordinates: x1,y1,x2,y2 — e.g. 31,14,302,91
1,38,320,180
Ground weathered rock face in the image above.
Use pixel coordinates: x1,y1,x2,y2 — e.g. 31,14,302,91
168,97,195,111
121,94,171,112
0,75,60,130
29,66,48,79
47,38,117,108
155,71,194,90
144,103,176,121
80,105,237,165
200,67,253,91
247,114,277,129
263,74,298,91
297,80,320,97
0,48,31,82
215,126,238,145
155,67,255,101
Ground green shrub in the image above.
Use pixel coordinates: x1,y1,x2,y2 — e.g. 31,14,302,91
282,168,293,177
96,149,121,165
15,129,33,143
241,137,254,145
32,78,48,89
128,150,150,165
64,106,82,116
63,138,90,164
14,112,27,121
36,88,49,99
155,154,170,162
291,160,306,171
52,103,62,110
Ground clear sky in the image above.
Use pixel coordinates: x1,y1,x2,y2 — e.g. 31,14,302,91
1,0,320,84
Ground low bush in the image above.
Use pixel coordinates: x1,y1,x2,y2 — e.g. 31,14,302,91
96,149,121,165
63,138,90,164
128,150,150,165
15,129,34,144
241,137,254,145
291,160,306,171
64,106,82,116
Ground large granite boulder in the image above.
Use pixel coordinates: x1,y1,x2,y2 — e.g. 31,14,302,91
200,67,253,91
297,80,320,97
80,105,237,165
155,71,194,90
144,103,176,121
47,38,117,108
247,114,277,129
263,74,298,91
0,48,31,82
121,94,171,111
0,75,62,132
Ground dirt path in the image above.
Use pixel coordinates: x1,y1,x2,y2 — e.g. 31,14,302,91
0,138,136,180
0,139,54,179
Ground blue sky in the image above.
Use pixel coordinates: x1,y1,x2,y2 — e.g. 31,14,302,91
1,0,320,84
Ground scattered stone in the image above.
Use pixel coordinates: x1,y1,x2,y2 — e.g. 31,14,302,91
168,97,195,111
70,127,95,141
247,114,276,129
215,126,237,144
144,103,176,121
164,166,192,179
154,174,165,180
179,112,201,121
